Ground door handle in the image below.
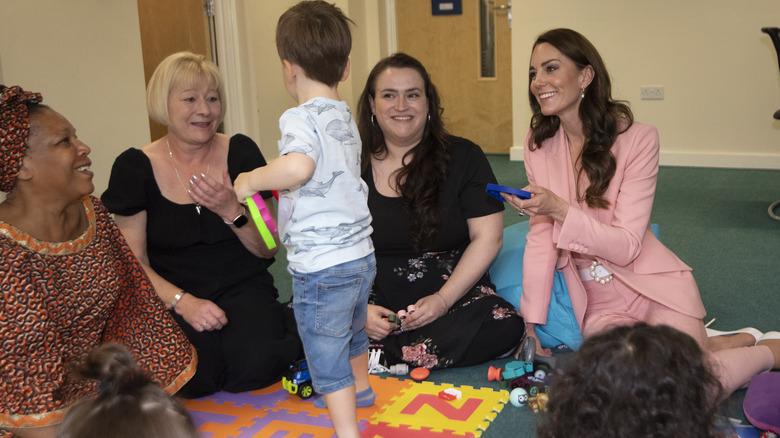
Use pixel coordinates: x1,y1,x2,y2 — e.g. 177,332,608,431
493,0,511,10
492,1,511,29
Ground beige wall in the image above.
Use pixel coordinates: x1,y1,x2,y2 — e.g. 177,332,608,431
0,0,390,201
0,0,151,197
2,0,779,185
510,0,780,169
235,0,390,160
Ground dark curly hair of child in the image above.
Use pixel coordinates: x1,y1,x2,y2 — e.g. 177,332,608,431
537,323,725,438
57,343,199,438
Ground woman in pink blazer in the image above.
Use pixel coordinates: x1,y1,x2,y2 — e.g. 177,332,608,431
505,28,778,397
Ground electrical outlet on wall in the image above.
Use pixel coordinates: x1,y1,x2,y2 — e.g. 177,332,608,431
640,86,664,100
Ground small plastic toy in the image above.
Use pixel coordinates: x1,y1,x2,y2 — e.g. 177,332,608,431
502,360,534,380
388,363,409,375
487,335,555,410
246,193,278,250
510,374,549,397
368,345,410,375
438,388,462,401
410,367,430,381
509,387,529,408
282,359,314,399
386,314,401,325
487,365,502,382
368,346,386,374
536,393,549,411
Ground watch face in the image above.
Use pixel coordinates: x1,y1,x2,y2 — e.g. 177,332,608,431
234,214,249,228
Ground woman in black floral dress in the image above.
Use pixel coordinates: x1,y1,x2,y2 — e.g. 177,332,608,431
356,53,525,370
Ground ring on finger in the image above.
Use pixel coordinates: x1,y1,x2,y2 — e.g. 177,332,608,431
518,208,525,216
201,322,208,328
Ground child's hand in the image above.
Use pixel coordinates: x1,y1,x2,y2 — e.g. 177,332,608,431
233,172,254,201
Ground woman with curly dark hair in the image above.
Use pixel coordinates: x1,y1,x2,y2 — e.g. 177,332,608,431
538,323,725,438
356,53,525,370
503,28,778,395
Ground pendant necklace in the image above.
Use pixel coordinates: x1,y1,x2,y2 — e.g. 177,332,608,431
166,138,211,215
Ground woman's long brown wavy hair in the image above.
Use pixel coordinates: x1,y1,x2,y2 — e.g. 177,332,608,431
528,28,633,209
357,53,450,252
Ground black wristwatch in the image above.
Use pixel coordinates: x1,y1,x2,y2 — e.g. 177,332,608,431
226,206,248,228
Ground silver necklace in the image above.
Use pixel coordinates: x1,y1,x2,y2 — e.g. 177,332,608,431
166,138,211,215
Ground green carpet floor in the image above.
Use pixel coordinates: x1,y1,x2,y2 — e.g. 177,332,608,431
268,155,780,436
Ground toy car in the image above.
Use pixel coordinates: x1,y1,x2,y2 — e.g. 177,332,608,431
282,359,314,399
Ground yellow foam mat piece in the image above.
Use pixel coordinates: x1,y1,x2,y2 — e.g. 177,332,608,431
369,380,509,437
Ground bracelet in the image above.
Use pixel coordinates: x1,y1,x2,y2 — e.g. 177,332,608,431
171,291,185,311
434,292,450,309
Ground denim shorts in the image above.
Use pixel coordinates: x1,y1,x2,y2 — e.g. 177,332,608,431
290,253,376,394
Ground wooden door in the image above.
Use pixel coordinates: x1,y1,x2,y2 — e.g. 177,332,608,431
396,0,512,154
137,0,212,141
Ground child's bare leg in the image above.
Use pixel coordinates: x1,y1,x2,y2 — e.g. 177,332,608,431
324,385,359,438
351,351,370,393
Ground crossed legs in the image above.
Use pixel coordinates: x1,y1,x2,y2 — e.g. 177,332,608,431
582,282,776,399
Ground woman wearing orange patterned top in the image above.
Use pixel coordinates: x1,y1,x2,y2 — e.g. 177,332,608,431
0,85,195,438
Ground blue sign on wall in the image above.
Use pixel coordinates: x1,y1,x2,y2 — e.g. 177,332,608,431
432,0,462,16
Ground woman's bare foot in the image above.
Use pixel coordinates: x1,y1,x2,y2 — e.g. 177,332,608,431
708,333,757,352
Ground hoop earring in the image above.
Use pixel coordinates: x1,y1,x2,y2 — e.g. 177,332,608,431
371,114,376,127
581,88,586,99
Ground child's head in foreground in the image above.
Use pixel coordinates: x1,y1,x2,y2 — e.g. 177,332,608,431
538,323,725,438
57,343,198,438
276,0,354,87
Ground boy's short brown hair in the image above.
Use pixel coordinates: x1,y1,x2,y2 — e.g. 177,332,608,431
276,1,353,87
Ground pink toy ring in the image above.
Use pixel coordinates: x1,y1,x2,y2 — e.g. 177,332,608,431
251,193,277,233
246,193,277,249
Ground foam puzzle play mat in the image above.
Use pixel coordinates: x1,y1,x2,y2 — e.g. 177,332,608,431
183,375,509,437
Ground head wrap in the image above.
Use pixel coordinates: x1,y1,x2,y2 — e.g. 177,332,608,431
1,85,43,192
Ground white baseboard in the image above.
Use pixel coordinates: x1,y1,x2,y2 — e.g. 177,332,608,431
508,146,780,170
658,151,780,169
509,146,524,161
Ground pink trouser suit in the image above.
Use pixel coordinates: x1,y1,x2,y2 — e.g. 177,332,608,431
520,123,773,396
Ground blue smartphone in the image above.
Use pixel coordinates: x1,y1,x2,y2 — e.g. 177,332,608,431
486,184,531,202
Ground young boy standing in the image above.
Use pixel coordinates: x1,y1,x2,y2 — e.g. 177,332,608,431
233,2,375,437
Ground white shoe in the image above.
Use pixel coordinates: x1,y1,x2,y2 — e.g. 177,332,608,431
706,327,763,343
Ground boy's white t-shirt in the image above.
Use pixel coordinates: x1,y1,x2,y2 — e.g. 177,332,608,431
276,97,374,273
